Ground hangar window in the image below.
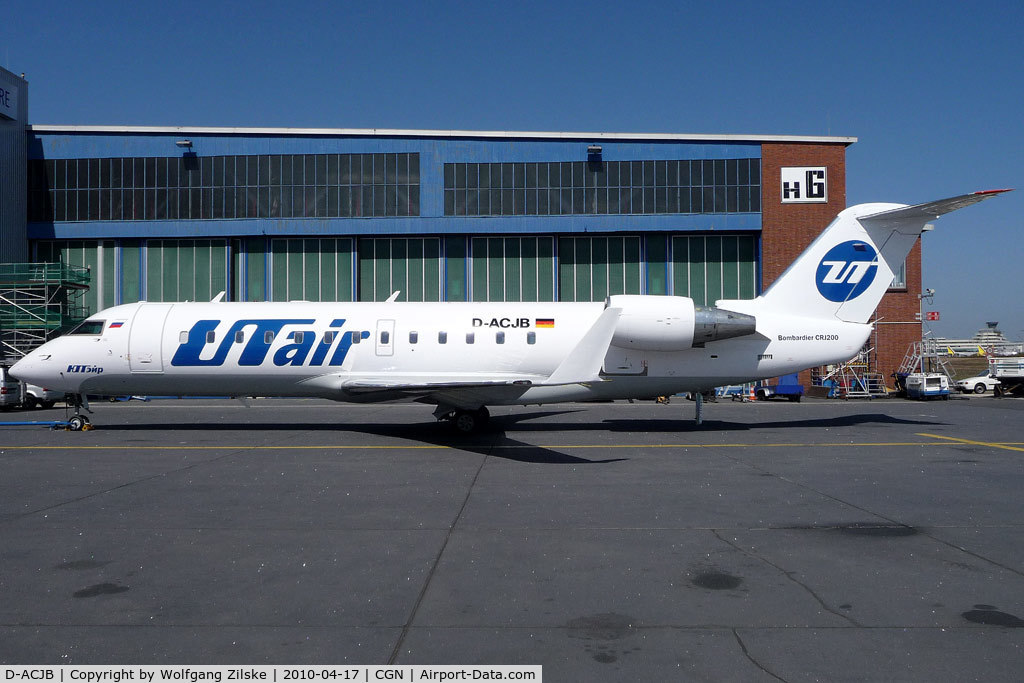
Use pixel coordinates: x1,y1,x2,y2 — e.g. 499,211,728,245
29,153,420,223
889,260,907,290
442,158,761,217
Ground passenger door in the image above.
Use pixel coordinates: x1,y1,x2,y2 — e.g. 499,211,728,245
129,304,172,372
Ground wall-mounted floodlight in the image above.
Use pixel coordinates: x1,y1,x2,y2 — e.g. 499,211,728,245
922,223,935,232
587,145,602,156
175,139,193,148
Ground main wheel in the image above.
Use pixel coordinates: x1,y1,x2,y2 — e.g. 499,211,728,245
23,395,38,409
40,401,56,409
974,383,986,394
68,415,88,431
452,410,479,434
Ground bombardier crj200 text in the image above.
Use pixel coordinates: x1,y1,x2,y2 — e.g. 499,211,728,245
11,190,1010,432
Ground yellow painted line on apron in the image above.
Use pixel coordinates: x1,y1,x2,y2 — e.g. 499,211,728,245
0,441,973,451
917,433,1024,453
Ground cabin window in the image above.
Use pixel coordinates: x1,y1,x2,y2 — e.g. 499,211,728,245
323,331,335,344
352,332,362,344
68,320,106,335
206,330,216,344
265,331,275,344
293,331,304,344
235,330,245,344
179,331,189,344
496,331,505,344
527,331,536,345
409,331,418,344
438,331,447,344
466,332,475,344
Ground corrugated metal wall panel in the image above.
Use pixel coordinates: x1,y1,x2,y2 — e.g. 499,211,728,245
0,68,28,262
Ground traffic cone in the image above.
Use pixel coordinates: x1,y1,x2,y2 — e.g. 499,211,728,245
748,385,756,401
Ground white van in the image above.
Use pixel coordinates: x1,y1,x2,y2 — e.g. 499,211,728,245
0,363,23,409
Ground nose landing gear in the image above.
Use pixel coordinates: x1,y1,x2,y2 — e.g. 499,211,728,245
66,394,93,431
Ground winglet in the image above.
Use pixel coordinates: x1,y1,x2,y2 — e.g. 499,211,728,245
541,307,622,386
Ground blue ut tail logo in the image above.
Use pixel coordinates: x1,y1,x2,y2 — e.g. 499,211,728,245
171,318,370,367
815,241,879,302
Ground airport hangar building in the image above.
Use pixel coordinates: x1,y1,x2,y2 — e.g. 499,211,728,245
0,72,921,388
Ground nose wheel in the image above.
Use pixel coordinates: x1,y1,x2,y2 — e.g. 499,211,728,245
67,414,91,431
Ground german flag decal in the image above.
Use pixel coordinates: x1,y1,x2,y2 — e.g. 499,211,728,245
535,318,554,328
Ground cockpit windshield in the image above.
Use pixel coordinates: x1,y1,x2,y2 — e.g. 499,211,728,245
67,320,106,335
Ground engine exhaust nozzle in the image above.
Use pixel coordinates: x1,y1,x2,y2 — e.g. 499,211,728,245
694,307,756,345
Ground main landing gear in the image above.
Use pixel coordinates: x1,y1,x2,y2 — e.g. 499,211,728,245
435,405,490,434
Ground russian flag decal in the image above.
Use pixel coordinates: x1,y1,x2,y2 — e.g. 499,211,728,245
109,321,124,329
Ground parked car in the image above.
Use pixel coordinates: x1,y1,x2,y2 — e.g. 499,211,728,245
24,384,63,409
955,370,1001,394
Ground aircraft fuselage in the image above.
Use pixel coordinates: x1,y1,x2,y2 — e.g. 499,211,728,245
13,299,870,405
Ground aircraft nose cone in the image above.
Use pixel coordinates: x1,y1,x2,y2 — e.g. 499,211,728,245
10,357,40,385
11,352,58,387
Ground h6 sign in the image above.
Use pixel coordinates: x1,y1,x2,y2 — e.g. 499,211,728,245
781,167,827,203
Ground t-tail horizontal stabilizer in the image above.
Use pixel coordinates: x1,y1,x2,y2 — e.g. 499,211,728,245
858,189,1013,227
759,189,1011,324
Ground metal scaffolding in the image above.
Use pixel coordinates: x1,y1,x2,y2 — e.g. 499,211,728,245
0,262,91,360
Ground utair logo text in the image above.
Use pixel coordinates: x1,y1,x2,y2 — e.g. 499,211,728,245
815,241,879,303
170,318,369,367
66,364,104,374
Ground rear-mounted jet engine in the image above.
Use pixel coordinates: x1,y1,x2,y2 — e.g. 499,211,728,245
608,294,756,351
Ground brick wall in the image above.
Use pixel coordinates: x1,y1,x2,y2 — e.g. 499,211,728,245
872,242,923,384
760,142,920,388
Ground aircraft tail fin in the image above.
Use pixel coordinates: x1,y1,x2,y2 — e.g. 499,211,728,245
757,190,1010,323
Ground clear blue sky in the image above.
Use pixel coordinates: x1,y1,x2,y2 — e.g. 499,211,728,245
6,0,1021,339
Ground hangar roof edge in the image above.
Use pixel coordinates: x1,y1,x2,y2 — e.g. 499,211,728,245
27,125,856,145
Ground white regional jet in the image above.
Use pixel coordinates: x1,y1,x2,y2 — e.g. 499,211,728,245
11,190,1009,432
